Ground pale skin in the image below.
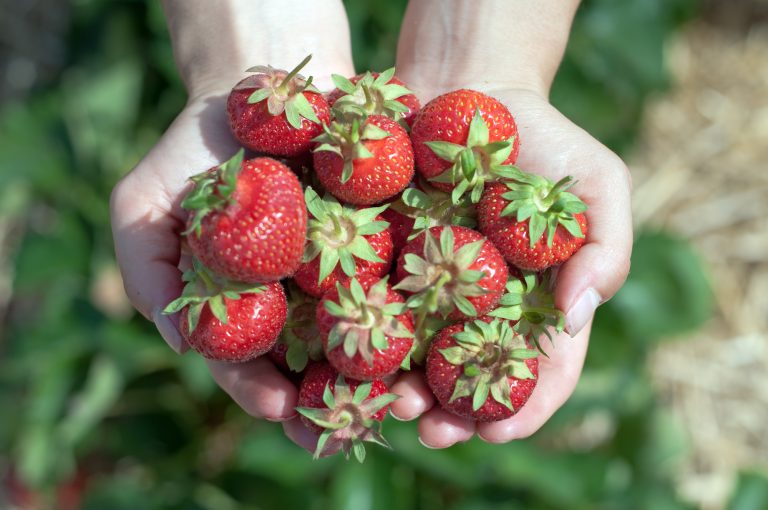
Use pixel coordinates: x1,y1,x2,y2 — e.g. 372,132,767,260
110,0,632,451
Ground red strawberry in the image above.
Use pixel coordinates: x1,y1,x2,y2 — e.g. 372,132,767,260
327,68,420,126
426,317,539,422
164,260,287,362
269,284,324,373
294,187,393,297
184,151,307,283
313,114,414,205
394,226,508,320
410,89,520,203
227,55,330,157
478,175,588,271
317,276,414,380
296,362,397,461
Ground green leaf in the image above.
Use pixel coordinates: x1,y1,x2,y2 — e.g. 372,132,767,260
425,141,465,162
291,92,321,124
247,87,272,105
466,108,490,147
453,295,478,317
318,248,340,283
472,380,490,411
402,188,431,209
338,249,356,277
347,236,384,263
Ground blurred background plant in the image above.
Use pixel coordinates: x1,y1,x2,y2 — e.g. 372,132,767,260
1,0,766,509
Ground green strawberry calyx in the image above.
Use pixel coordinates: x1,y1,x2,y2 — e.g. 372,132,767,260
499,173,587,248
427,108,522,204
331,67,414,122
277,285,324,372
162,259,265,333
488,270,565,355
324,278,413,366
440,319,538,412
296,376,399,462
312,113,392,183
394,227,488,318
238,54,322,129
303,187,390,285
182,149,244,237
392,181,477,241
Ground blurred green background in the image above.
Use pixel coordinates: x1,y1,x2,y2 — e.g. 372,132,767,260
0,0,764,509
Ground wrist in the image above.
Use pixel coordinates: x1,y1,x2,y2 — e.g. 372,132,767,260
397,0,580,98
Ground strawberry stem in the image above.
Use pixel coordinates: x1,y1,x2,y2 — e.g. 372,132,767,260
197,267,218,293
278,54,313,92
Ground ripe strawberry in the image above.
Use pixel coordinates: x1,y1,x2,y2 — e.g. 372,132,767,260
183,150,307,283
426,317,538,422
164,260,287,362
488,269,565,354
478,175,588,271
317,276,414,380
394,226,508,320
410,89,520,203
269,284,324,373
227,55,330,157
294,187,393,297
313,114,414,205
327,67,420,126
296,362,397,462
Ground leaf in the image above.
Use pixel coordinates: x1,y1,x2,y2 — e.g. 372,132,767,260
318,248,340,283
425,141,465,162
401,188,431,209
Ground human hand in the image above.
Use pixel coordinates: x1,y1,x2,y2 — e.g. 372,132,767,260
388,78,633,445
110,0,356,430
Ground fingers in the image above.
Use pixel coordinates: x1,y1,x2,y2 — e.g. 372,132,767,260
477,322,591,442
417,407,476,448
555,151,633,337
390,369,435,421
110,174,187,353
207,357,298,421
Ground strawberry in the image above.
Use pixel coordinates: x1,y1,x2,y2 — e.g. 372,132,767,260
268,284,324,373
478,174,588,271
163,260,287,362
317,276,414,380
294,187,393,297
410,89,520,203
313,114,414,205
380,205,413,258
183,150,307,283
488,269,565,354
296,362,397,462
426,317,539,422
227,55,330,157
394,226,508,320
327,67,420,126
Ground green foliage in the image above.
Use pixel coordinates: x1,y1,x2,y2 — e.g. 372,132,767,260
0,0,747,509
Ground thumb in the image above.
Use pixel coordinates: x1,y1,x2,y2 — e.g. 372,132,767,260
110,174,187,353
555,159,633,337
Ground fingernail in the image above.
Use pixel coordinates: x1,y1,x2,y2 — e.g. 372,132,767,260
390,410,408,422
418,437,438,449
152,309,187,354
565,288,601,337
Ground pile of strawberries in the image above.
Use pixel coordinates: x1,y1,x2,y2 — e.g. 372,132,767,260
164,56,588,461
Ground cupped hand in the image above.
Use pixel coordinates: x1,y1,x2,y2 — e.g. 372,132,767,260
387,84,633,446
109,56,354,426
